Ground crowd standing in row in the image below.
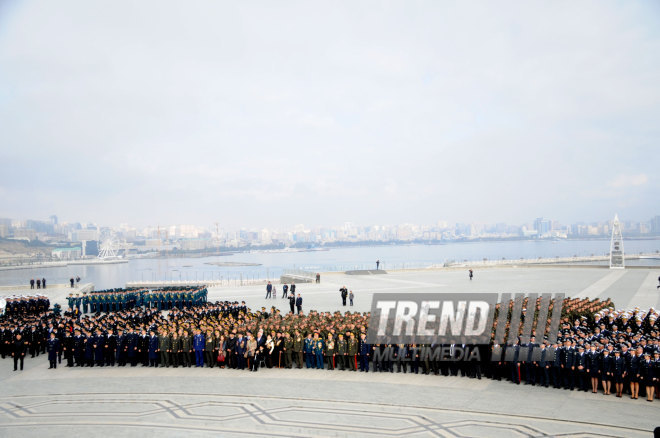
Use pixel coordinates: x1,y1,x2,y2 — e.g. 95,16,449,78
1,289,658,402
64,287,208,314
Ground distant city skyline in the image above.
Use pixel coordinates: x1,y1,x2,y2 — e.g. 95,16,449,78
1,2,659,228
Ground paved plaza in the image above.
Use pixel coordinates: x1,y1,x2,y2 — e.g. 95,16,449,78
1,266,659,437
211,266,660,315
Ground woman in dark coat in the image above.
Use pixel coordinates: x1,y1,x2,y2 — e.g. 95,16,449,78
599,349,613,395
612,350,625,397
586,345,600,393
627,347,641,399
639,353,656,402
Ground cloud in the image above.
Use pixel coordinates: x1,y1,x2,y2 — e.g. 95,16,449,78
608,174,649,189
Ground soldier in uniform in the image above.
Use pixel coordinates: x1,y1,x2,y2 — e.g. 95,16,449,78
148,330,159,367
170,332,181,368
303,333,314,368
344,332,356,371
325,333,336,370
116,328,127,366
105,328,117,366
181,330,192,367
293,331,303,369
74,294,81,313
93,329,105,367
336,334,347,371
84,330,94,366
73,329,85,366
47,332,61,369
613,349,626,397
193,329,205,367
127,328,139,366
204,330,215,368
640,352,655,401
62,330,75,367
600,348,613,395
313,333,325,369
82,293,89,314
575,345,587,391
158,329,171,367
283,332,293,368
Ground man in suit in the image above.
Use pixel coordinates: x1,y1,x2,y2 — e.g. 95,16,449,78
12,333,28,371
289,294,296,314
296,294,303,315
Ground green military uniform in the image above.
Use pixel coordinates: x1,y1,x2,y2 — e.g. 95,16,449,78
293,335,303,369
347,337,358,370
325,337,336,370
284,337,294,368
158,334,171,367
181,335,192,367
336,336,347,370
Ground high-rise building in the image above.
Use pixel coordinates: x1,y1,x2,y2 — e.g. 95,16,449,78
651,215,660,234
534,217,552,237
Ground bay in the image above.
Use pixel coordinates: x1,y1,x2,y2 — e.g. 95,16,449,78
1,238,658,290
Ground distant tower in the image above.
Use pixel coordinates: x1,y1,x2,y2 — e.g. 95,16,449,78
609,214,624,269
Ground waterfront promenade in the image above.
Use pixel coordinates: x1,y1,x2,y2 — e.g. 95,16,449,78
129,265,660,314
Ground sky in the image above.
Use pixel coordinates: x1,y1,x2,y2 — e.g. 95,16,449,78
0,1,659,229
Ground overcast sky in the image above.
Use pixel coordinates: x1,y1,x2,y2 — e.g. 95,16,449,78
0,1,658,229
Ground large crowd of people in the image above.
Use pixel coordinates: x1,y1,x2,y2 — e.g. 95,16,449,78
1,288,658,402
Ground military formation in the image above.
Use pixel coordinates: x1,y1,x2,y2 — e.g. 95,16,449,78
3,295,50,316
1,292,659,402
490,305,660,402
66,287,208,314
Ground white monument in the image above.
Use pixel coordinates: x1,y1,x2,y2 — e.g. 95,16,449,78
609,214,624,269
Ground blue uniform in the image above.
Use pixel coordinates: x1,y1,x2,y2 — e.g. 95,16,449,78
193,334,205,367
47,338,60,368
313,338,325,369
148,335,159,366
304,338,314,368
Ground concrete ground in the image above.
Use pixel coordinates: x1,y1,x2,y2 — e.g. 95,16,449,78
1,266,659,437
212,266,660,315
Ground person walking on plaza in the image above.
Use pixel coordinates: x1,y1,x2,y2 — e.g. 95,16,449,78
349,290,354,306
282,283,288,299
30,279,34,289
265,281,272,299
36,279,41,289
295,294,303,315
70,278,74,288
376,259,380,270
469,269,474,280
